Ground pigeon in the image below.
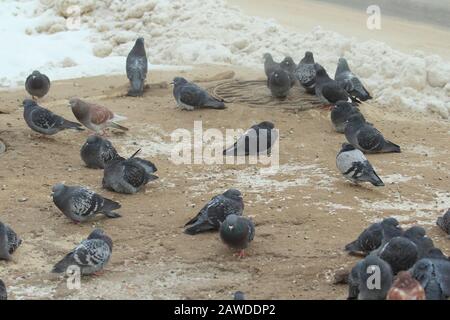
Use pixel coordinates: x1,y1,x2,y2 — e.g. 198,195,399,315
234,291,245,300
80,135,121,169
336,143,385,186
52,229,112,276
25,70,50,99
220,214,255,258
294,51,316,94
0,280,6,300
280,56,297,87
345,113,401,153
172,77,225,110
411,258,450,300
436,209,450,234
126,37,148,97
52,183,121,223
424,248,448,260
102,149,158,194
267,68,292,99
223,121,278,156
184,189,244,235
386,271,426,300
314,63,353,106
330,101,362,133
344,217,402,256
376,236,419,274
403,226,435,259
348,255,393,300
69,98,128,134
335,58,372,101
0,221,22,260
263,53,280,78
22,99,83,135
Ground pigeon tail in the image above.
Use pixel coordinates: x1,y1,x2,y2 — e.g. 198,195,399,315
204,98,226,109
369,172,385,187
383,141,401,153
184,221,215,235
128,76,144,97
103,211,122,219
102,198,121,212
109,122,129,131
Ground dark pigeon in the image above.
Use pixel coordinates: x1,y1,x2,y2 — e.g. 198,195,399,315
126,37,148,97
52,183,121,223
314,64,353,105
184,189,244,235
376,236,419,274
22,99,83,135
0,221,22,260
172,77,225,110
80,135,121,169
294,52,316,94
268,68,292,99
223,121,278,156
335,58,372,101
102,149,158,194
25,70,50,99
403,226,435,259
345,113,401,153
411,258,450,300
0,279,6,300
220,214,255,258
330,101,361,133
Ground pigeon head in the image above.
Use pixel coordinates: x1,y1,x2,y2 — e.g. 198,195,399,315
263,53,273,62
281,56,295,72
88,229,113,250
381,217,402,239
271,69,291,85
313,63,329,79
336,58,351,74
172,77,188,87
86,135,102,144
234,291,245,300
340,143,356,152
68,98,83,109
412,259,433,282
258,121,275,130
301,51,314,64
223,214,242,233
131,37,146,55
404,226,426,239
223,189,242,201
335,101,357,111
136,37,144,45
52,183,66,197
31,70,42,78
22,99,37,108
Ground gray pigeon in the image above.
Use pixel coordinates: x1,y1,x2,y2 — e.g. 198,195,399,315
437,209,450,235
80,135,121,169
335,58,372,101
0,280,6,300
314,64,353,106
126,37,148,97
52,229,112,276
220,214,255,258
280,56,296,87
223,121,278,156
172,77,225,110
356,255,393,300
102,149,158,194
268,68,292,99
336,143,384,186
22,99,83,135
330,101,362,133
25,70,50,99
295,52,316,94
0,221,22,260
184,189,244,235
411,258,450,300
52,183,121,223
345,113,401,153
234,291,245,300
376,236,419,274
424,248,448,260
403,226,435,259
263,53,279,78
345,217,402,256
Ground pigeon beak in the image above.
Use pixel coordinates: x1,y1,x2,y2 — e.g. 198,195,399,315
228,225,234,231
170,82,174,85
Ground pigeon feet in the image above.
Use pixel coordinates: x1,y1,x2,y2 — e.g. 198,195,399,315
320,104,334,111
234,250,246,259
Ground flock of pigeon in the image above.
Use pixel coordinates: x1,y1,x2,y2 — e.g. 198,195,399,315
0,36,448,300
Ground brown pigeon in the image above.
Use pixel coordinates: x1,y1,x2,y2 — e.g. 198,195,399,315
386,271,426,300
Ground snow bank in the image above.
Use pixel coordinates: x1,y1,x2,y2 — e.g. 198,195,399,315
1,0,449,117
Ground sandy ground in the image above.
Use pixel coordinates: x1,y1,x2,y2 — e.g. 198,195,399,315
0,65,449,300
228,0,450,60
